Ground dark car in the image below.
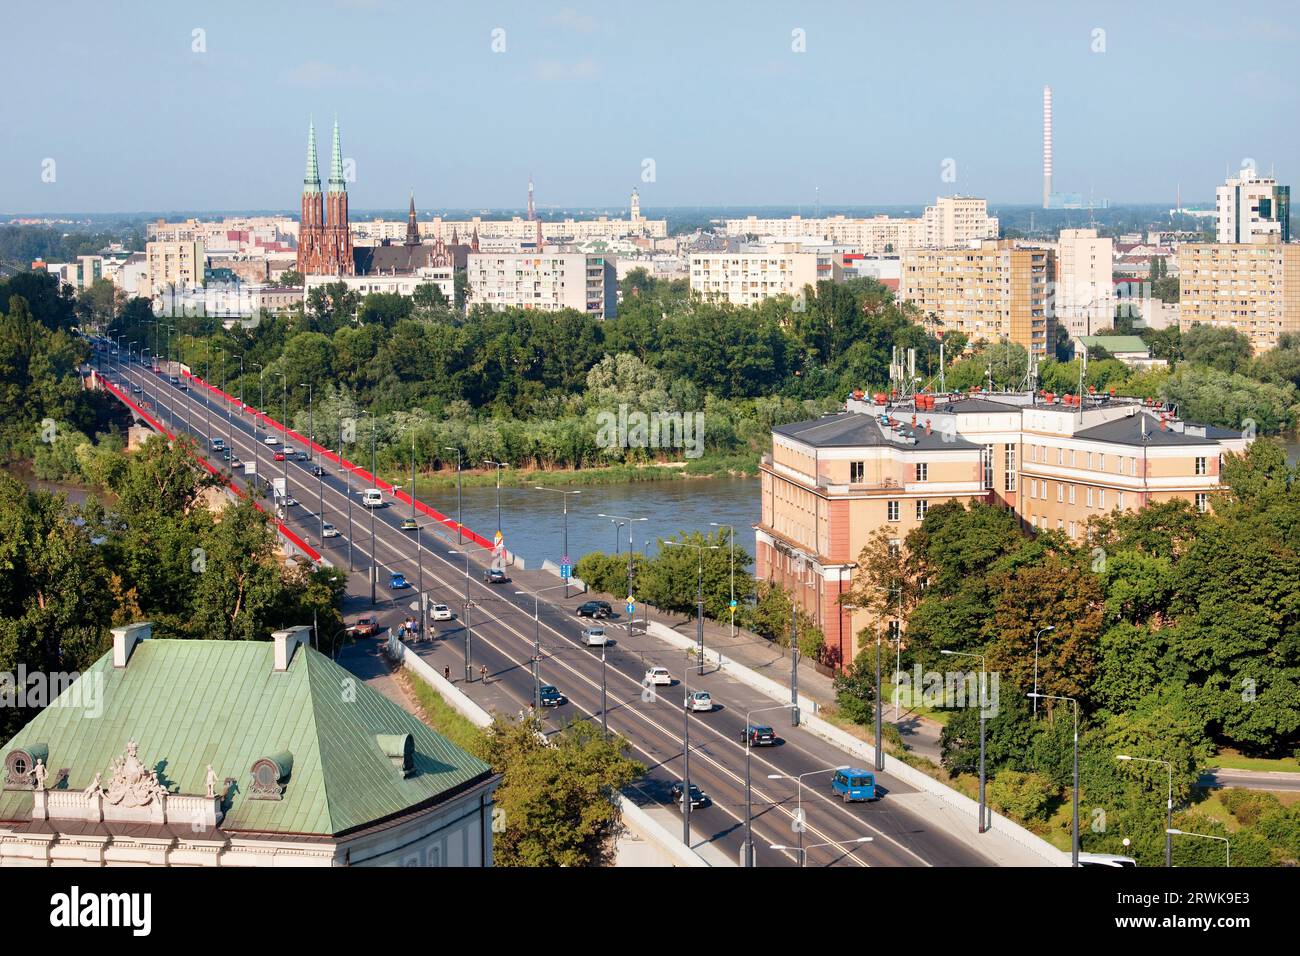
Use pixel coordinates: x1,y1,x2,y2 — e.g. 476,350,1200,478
741,724,777,747
295,451,309,461
670,782,710,809
577,600,613,619
538,685,566,707
482,568,509,585
311,465,326,476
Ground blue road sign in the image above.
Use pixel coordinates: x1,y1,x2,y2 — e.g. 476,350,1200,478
626,602,635,615
561,564,571,579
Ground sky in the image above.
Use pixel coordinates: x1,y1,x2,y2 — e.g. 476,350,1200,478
3,0,1296,214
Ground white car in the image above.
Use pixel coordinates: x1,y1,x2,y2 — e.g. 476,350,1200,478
645,666,673,687
321,522,339,538
264,435,279,445
688,691,713,712
283,446,296,457
581,626,608,647
280,496,298,508
430,604,453,622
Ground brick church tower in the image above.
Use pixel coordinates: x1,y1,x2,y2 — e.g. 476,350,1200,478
296,117,354,276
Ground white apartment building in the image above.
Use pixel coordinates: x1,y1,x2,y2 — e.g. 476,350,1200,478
690,250,827,305
922,196,1000,247
145,240,206,292
468,252,617,317
1055,229,1115,337
303,267,455,304
1216,171,1291,244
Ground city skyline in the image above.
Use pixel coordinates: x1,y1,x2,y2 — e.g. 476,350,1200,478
3,0,1295,214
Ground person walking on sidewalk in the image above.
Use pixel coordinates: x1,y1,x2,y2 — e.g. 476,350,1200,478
480,664,489,684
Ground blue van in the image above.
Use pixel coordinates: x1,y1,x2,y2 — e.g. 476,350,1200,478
831,769,877,802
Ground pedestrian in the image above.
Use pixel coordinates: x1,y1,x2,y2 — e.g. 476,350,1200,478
480,664,489,684
443,664,451,681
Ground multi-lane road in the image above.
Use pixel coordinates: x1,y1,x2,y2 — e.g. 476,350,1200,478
97,347,997,868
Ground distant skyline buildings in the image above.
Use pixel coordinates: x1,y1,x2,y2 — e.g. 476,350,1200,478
1,2,1295,213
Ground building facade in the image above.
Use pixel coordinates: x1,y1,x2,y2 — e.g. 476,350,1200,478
297,119,355,276
145,240,206,292
689,250,826,305
1177,240,1300,352
1055,228,1115,337
1216,171,1291,244
467,252,617,317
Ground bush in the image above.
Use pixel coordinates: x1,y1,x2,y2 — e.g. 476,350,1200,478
986,769,1057,823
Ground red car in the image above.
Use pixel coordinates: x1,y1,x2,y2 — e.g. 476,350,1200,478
273,451,286,461
347,616,379,638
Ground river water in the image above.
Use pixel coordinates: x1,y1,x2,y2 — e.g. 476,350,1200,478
416,476,762,567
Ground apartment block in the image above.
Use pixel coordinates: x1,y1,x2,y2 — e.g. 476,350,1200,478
145,240,206,292
900,239,1055,356
690,250,827,305
922,196,1000,247
467,252,616,317
1055,228,1115,337
1177,240,1300,352
756,390,1248,668
1216,172,1291,244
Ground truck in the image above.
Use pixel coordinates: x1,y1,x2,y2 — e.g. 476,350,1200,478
272,477,287,501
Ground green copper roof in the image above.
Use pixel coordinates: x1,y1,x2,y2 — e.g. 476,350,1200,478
304,120,321,194
0,640,490,836
328,117,346,193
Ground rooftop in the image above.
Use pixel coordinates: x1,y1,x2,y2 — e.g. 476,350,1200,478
775,412,978,450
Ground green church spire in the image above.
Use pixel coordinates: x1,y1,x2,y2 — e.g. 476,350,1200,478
328,116,346,193
303,118,321,195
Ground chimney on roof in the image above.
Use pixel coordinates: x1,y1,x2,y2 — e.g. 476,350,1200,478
111,621,152,668
272,625,313,672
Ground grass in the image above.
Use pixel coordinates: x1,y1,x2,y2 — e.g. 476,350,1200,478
1210,750,1300,773
408,455,762,491
399,669,488,757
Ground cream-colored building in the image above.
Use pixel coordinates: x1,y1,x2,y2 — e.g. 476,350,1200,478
1055,229,1115,337
900,240,1055,356
468,252,617,317
1177,240,1300,352
1216,172,1290,244
690,250,829,305
724,197,997,254
922,196,1000,247
757,391,1248,667
145,240,206,292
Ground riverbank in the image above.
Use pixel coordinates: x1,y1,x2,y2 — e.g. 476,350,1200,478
410,454,760,490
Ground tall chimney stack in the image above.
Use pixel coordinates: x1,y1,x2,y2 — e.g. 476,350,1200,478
1042,85,1053,209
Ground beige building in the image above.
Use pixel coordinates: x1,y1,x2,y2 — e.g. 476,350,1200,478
1177,240,1300,352
690,250,830,305
900,240,1055,356
1216,172,1290,244
1055,229,1115,337
467,252,617,317
757,391,1248,667
922,196,1000,247
724,197,997,254
145,240,206,292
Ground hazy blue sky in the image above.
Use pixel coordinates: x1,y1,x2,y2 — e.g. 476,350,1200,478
4,0,1295,213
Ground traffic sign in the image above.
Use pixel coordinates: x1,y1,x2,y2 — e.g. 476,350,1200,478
561,564,571,580
729,599,738,608
626,602,635,615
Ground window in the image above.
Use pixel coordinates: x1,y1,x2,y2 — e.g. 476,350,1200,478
1043,481,1050,501
1004,444,1017,492
915,499,928,520
915,462,928,482
1030,478,1038,499
982,445,994,489
1057,447,1064,465
1086,487,1094,507
1098,488,1105,508
1057,518,1064,530
1195,456,1207,476
1087,452,1093,469
1196,492,1209,513
1068,521,1076,538
1118,491,1125,510
888,539,902,557
887,500,900,522
850,461,865,483
1057,483,1064,503
1070,449,1077,467
1069,484,1076,504
1099,453,1105,471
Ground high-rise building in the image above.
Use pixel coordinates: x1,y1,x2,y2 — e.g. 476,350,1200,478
468,252,617,317
146,240,206,292
297,118,354,276
689,250,829,305
1216,170,1291,244
1042,85,1053,209
1178,239,1300,352
900,240,1055,356
1056,229,1115,337
921,196,1000,247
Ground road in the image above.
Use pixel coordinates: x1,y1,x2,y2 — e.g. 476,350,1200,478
99,348,998,868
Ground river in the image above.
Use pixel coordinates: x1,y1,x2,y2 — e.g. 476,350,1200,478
416,476,762,567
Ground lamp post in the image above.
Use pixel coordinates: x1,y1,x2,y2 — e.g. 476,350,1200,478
449,548,474,681
1166,828,1230,868
534,487,581,597
483,459,506,536
341,404,356,572
276,372,288,516
443,446,463,544
251,363,263,495
664,539,720,676
742,703,795,867
232,354,243,457
767,765,850,863
680,650,692,846
1029,691,1080,866
598,513,647,633
844,601,883,771
515,584,568,710
769,837,872,868
300,383,323,545
710,522,736,637
609,518,626,555
1117,754,1174,867
1032,625,1056,716
364,409,377,606
943,649,989,833
139,347,151,410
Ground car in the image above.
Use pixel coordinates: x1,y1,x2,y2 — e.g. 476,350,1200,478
169,375,180,386
280,495,298,507
311,465,325,476
178,380,189,390
429,603,453,622
220,449,232,460
482,567,509,585
282,446,296,457
645,666,673,687
538,685,566,707
830,769,877,802
321,522,339,538
741,725,777,747
400,517,419,530
577,600,613,619
389,572,409,589
581,626,609,647
688,691,713,712
670,782,710,809
230,457,243,469
347,616,379,638
1077,852,1138,868
362,488,384,508
211,438,225,451
130,385,142,394
273,451,286,461
296,451,309,461
264,435,279,445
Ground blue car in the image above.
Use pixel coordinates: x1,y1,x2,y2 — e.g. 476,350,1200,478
388,572,409,589
831,769,877,803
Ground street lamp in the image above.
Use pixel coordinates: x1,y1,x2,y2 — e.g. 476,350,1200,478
664,539,720,676
443,446,463,544
534,487,581,597
769,837,872,868
598,513,647,634
767,764,850,862
942,649,989,833
251,363,263,495
1117,754,1175,867
742,703,795,867
1029,692,1080,866
710,522,736,637
515,584,569,710
300,383,323,545
483,458,506,536
362,408,378,606
448,548,475,682
845,602,883,772
1032,625,1056,716
1166,828,1230,867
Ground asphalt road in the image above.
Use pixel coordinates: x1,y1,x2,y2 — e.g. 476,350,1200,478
101,350,996,868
